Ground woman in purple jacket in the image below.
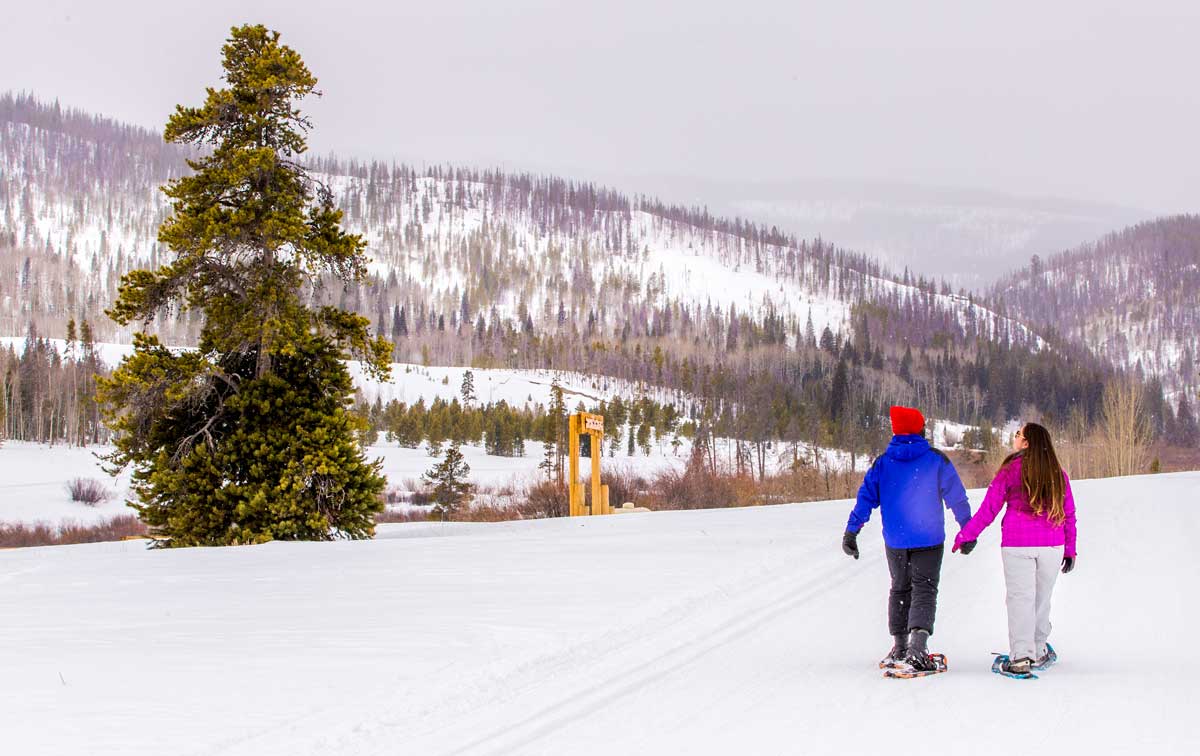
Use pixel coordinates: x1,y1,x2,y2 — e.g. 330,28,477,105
952,422,1078,675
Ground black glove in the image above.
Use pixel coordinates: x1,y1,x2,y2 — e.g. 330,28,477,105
842,530,859,560
958,539,978,555
1062,556,1075,574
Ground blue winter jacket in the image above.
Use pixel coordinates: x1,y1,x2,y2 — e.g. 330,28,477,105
847,434,972,549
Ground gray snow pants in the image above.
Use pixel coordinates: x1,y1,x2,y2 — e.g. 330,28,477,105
1001,546,1063,661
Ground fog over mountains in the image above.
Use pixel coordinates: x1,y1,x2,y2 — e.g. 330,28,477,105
614,174,1149,290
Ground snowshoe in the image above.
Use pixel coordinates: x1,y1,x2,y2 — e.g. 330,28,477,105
883,652,947,678
1031,644,1057,671
991,654,1038,680
883,628,947,678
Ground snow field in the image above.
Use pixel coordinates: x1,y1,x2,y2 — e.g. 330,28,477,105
0,442,134,525
1,471,1196,755
0,434,852,528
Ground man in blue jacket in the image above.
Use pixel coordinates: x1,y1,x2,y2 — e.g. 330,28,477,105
842,405,974,671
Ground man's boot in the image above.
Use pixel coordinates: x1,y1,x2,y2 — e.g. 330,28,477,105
904,628,936,671
879,634,908,668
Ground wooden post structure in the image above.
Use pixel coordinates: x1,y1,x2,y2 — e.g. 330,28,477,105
568,414,582,516
568,412,609,516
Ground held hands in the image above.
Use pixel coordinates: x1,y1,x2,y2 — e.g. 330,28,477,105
1062,556,1076,574
950,533,977,554
842,531,859,560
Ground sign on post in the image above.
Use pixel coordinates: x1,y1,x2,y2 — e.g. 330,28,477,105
568,412,609,516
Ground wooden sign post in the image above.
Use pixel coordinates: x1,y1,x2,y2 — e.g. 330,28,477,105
568,412,610,516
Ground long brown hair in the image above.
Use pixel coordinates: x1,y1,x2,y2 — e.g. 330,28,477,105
1001,422,1066,525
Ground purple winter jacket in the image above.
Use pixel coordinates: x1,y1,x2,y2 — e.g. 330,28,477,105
952,456,1078,557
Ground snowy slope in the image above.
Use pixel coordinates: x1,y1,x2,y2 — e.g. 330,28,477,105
992,216,1200,399
1,472,1196,755
0,336,688,411
1,113,1042,351
624,174,1148,289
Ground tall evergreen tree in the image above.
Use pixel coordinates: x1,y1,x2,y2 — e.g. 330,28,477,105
830,358,849,420
99,25,391,546
538,379,566,485
819,326,836,354
460,369,476,406
1176,394,1199,448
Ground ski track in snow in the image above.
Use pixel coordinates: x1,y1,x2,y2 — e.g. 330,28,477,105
2,472,1197,754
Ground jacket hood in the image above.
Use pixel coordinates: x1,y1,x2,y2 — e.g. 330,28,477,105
885,433,931,462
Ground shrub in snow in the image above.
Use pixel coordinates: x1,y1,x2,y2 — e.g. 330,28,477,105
67,478,110,506
523,479,567,518
384,488,435,506
1,515,146,548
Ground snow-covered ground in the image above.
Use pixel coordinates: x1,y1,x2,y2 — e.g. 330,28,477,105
0,439,682,525
0,340,873,528
0,434,853,527
1,471,1196,755
0,442,134,525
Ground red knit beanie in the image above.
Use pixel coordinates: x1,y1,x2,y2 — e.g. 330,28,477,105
890,405,925,435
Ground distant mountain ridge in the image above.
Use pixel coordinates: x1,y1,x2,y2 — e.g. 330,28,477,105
992,215,1200,399
616,174,1150,290
0,92,1035,354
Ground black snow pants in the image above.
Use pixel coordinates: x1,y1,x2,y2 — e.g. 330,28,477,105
886,544,944,636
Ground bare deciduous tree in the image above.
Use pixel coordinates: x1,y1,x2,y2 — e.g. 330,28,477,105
1098,380,1152,477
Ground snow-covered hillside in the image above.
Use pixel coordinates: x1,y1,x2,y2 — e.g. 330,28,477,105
726,186,1146,290
1,471,1195,755
625,175,1148,290
992,215,1200,399
0,336,687,410
0,102,1041,351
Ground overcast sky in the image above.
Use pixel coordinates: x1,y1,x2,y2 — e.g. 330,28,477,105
4,0,1198,212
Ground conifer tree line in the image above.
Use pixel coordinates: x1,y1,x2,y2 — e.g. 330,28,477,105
357,386,682,462
1,322,107,444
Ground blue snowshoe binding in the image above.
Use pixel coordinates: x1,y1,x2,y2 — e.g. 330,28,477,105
1031,644,1057,671
992,654,1037,680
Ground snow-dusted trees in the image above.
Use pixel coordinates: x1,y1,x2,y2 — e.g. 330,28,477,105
993,216,1200,399
0,324,106,445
